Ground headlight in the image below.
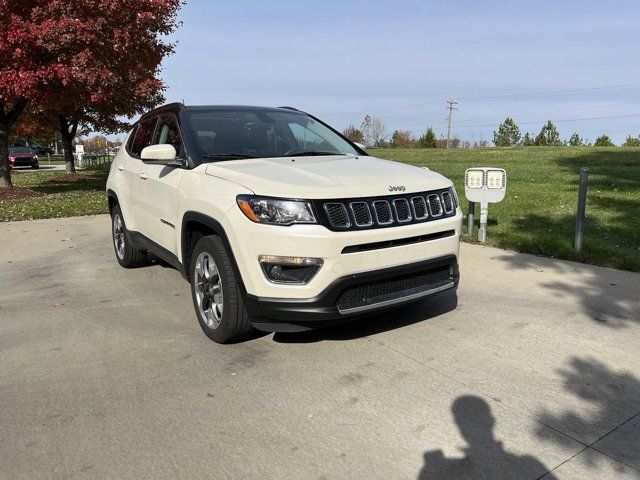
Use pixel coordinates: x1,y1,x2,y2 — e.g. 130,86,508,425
236,195,316,226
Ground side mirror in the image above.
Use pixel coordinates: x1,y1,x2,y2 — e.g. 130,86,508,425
140,144,182,166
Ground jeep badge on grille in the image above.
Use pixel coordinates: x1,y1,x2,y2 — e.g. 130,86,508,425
388,185,406,192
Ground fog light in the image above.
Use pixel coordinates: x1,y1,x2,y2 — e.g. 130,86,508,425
259,255,323,284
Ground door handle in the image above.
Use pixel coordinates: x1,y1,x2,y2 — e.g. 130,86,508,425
138,172,148,180
117,164,124,171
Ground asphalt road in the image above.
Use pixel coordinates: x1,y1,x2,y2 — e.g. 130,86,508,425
1,215,639,480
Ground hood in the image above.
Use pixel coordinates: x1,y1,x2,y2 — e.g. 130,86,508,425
204,155,452,199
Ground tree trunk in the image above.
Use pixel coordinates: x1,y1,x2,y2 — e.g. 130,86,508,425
0,120,11,188
0,99,29,188
58,115,78,174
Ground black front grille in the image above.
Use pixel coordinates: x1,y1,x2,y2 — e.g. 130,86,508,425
336,265,453,311
313,188,456,231
324,203,350,228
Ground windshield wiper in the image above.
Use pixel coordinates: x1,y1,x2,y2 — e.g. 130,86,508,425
202,153,257,161
283,151,344,157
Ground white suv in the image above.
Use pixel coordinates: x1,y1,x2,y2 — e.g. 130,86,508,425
107,104,462,343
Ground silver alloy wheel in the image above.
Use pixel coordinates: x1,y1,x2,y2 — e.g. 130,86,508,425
113,213,125,260
194,251,224,329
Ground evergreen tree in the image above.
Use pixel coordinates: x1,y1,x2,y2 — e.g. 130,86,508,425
568,132,585,146
417,127,437,148
535,121,561,146
493,117,521,147
594,135,615,147
521,132,534,146
622,135,640,147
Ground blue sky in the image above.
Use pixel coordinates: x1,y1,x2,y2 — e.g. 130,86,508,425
160,0,640,144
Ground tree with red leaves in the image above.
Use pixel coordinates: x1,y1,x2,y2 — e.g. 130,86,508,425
0,0,182,187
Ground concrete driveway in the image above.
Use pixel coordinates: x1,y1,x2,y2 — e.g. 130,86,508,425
1,215,639,480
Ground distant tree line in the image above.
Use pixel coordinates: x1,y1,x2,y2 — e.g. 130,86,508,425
342,115,638,149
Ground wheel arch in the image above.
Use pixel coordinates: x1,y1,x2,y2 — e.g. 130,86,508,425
107,189,119,215
181,212,245,291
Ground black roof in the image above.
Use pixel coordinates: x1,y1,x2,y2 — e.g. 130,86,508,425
135,103,308,126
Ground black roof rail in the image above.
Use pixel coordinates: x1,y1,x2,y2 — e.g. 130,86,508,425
278,106,301,112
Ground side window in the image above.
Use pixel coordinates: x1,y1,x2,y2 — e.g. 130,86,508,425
129,117,157,157
152,114,184,157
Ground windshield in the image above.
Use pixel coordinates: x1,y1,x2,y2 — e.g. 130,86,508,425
10,147,33,154
188,109,360,160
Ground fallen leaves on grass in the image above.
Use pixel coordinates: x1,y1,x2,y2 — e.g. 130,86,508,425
0,187,44,201
46,173,95,183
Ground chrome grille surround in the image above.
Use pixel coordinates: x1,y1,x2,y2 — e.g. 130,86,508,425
372,200,393,225
324,202,351,229
349,202,373,227
411,196,429,220
393,198,412,223
427,194,443,217
441,191,455,214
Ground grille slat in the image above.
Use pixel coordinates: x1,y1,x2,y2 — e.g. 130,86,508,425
350,202,372,227
393,198,412,222
411,196,428,219
372,200,393,225
428,194,443,217
324,203,350,228
441,191,454,214
336,266,452,311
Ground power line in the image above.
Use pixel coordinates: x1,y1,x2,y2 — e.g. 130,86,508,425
407,112,640,134
326,82,640,116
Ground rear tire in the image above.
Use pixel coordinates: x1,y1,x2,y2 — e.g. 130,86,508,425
189,235,254,343
111,205,147,268
31,164,39,169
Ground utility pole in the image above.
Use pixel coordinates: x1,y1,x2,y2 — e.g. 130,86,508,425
446,100,458,148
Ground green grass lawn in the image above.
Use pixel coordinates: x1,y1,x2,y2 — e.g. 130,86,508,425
0,169,109,222
370,146,640,272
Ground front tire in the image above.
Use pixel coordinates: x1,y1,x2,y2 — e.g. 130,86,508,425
190,235,254,343
111,205,147,268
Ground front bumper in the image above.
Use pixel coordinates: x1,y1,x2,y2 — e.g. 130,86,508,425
245,254,459,332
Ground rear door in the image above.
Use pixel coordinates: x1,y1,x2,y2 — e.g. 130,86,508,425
122,116,157,232
136,113,186,256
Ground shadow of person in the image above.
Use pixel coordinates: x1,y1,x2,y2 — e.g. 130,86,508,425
418,396,557,480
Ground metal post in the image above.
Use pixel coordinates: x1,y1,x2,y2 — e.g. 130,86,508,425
478,202,488,243
467,201,475,236
575,167,589,252
47,153,51,165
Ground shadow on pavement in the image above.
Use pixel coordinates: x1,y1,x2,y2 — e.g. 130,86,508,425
497,251,639,328
418,395,558,479
535,357,640,476
272,290,458,343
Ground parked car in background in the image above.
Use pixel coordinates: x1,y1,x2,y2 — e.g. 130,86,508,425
30,143,54,156
9,146,39,169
